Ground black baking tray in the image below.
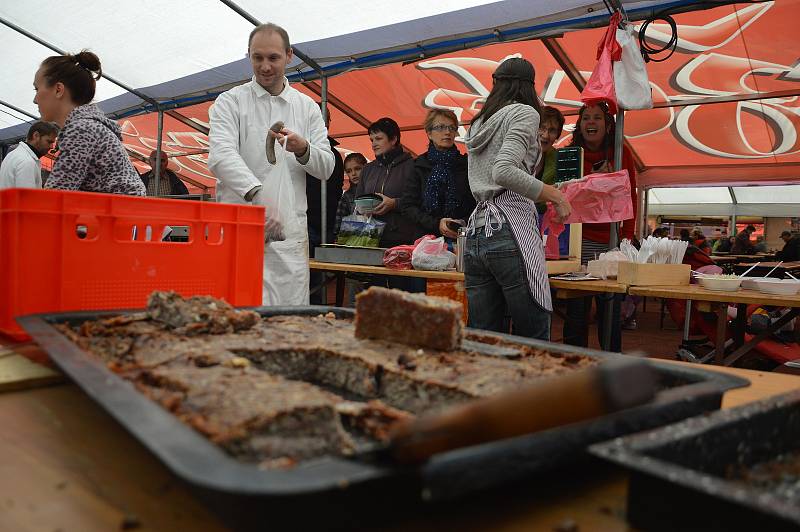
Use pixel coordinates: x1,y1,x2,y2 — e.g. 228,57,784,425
18,307,749,529
590,390,800,532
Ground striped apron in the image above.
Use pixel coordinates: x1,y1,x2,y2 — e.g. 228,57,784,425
467,190,552,312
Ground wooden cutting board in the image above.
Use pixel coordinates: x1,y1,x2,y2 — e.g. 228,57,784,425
0,348,63,392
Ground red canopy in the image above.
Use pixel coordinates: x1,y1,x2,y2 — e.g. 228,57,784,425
119,0,800,194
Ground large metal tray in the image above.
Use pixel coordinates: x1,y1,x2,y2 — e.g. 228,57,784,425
591,390,800,532
314,244,387,266
19,307,749,529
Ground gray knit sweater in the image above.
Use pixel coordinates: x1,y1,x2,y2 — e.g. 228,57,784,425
464,103,543,204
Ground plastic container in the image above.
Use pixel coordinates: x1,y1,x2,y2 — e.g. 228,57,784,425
697,275,742,292
752,278,800,296
354,194,382,215
740,276,761,290
455,227,467,273
0,188,264,340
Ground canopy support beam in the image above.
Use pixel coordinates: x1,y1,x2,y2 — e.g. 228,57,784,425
653,89,800,109
154,110,164,196
0,99,39,121
0,15,160,109
165,110,209,135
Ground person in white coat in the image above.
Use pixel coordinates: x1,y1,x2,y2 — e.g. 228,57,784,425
0,121,59,189
208,23,334,306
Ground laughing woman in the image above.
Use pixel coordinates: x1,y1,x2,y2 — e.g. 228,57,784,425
563,102,637,351
463,58,570,340
34,50,145,195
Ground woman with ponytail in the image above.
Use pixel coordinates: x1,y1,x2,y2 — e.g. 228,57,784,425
33,50,145,195
463,57,570,340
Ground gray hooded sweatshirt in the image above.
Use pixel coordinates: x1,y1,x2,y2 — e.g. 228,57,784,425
45,103,145,195
464,103,543,212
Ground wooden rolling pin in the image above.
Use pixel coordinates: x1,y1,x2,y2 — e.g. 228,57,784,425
388,358,657,464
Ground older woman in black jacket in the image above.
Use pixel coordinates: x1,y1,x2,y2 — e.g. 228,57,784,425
402,109,475,240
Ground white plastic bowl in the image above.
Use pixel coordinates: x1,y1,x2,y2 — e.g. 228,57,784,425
698,276,742,292
752,278,800,296
740,276,762,290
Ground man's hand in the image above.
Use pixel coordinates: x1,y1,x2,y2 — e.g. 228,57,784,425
373,193,396,216
269,128,308,156
264,217,286,243
439,218,459,239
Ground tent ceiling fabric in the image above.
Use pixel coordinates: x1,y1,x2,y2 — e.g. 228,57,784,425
2,0,797,192
1,0,734,139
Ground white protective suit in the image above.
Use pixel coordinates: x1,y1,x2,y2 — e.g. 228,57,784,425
208,77,334,305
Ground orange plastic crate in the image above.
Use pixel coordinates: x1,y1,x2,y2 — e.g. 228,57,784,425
0,188,265,340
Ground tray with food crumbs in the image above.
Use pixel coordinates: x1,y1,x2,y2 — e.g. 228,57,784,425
17,295,748,529
591,390,800,532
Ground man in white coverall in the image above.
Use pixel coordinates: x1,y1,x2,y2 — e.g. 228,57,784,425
208,23,334,305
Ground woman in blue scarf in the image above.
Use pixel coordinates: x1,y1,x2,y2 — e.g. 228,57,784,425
402,109,475,240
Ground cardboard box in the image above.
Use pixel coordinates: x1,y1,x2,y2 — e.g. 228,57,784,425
617,262,690,286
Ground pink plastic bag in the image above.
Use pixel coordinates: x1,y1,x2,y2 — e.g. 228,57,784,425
383,244,416,270
581,11,622,115
541,170,634,248
383,235,438,270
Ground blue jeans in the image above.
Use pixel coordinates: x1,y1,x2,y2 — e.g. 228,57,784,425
464,224,551,340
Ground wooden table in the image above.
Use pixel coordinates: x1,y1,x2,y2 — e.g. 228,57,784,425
309,259,582,306
548,278,627,299
2,352,798,532
721,253,778,262
628,284,800,366
709,255,739,264
732,260,800,276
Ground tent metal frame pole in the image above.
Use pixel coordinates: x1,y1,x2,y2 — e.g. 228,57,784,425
0,16,159,109
0,99,39,121
601,108,626,352
155,110,164,196
320,75,329,246
165,110,209,135
640,186,649,239
284,0,736,82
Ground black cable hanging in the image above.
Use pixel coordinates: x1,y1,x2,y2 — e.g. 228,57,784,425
638,13,678,63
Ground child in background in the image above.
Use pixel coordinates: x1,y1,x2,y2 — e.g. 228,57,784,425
334,152,367,236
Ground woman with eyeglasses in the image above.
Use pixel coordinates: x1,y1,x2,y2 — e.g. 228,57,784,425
402,109,475,240
463,58,570,340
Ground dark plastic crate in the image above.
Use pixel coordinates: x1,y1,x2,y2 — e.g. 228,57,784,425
591,390,800,532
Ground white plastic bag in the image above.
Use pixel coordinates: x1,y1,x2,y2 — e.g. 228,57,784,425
255,136,303,243
411,236,456,271
614,23,653,110
587,250,629,279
